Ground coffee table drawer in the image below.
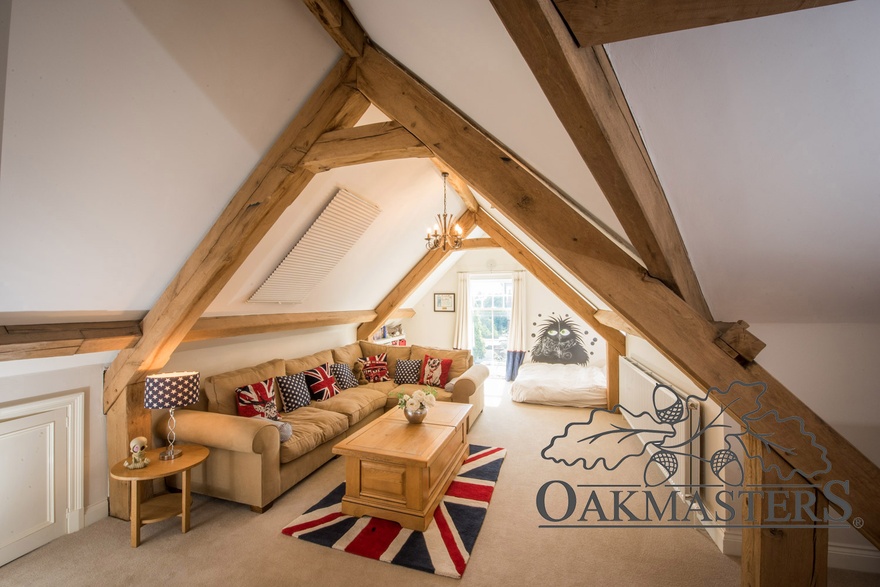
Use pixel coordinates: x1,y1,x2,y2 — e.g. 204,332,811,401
359,461,407,504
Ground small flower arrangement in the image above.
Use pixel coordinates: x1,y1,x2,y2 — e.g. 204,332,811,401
397,388,437,411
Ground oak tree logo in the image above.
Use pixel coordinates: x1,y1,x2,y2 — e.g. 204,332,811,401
541,380,831,487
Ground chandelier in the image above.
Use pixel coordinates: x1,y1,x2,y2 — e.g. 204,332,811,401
425,172,463,251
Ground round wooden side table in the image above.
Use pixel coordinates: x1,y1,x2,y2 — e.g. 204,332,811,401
110,444,209,547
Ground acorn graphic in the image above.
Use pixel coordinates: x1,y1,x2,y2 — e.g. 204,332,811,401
645,450,679,486
710,448,743,485
653,386,686,424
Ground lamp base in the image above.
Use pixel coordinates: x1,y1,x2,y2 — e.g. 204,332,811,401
158,447,182,460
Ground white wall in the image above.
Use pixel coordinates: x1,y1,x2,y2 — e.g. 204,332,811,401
403,248,608,365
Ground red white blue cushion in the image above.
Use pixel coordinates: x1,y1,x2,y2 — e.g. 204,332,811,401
235,379,280,420
357,353,389,383
303,364,339,401
276,373,311,412
394,359,422,384
329,363,359,390
419,355,453,387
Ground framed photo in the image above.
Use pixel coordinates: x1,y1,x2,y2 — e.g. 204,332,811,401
434,293,455,312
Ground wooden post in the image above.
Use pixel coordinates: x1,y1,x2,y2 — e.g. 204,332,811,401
107,382,151,520
741,435,828,586
605,344,621,412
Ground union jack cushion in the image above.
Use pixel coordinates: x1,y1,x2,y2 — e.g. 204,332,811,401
329,363,359,390
357,353,389,383
276,373,311,412
303,364,339,401
394,359,422,384
419,355,453,387
235,378,280,420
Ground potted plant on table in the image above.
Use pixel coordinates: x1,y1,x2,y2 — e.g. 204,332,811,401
397,388,437,424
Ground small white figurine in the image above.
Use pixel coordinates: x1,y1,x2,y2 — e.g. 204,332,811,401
124,436,150,469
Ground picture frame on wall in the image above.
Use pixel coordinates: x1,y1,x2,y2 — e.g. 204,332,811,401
434,293,455,312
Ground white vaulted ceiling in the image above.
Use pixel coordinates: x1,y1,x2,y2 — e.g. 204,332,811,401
0,0,877,327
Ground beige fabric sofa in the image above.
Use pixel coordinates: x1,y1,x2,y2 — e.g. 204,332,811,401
159,340,489,512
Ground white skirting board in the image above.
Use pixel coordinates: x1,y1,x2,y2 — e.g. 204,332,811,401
705,523,880,574
84,500,108,527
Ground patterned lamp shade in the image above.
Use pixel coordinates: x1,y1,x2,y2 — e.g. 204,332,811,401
144,371,200,409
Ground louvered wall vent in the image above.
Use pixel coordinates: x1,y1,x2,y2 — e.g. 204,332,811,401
248,189,380,304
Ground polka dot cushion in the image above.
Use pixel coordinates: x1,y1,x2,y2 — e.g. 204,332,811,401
330,363,359,390
276,373,311,412
394,359,422,385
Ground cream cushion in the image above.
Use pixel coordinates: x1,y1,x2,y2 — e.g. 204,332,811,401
309,387,387,426
285,349,333,375
359,341,410,378
203,359,286,415
409,345,470,380
383,383,452,410
332,342,362,367
278,407,348,463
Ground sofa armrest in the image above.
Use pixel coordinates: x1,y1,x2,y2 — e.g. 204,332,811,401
155,410,280,455
452,363,490,403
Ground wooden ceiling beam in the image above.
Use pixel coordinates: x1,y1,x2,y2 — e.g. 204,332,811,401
492,0,711,321
356,42,880,548
593,309,642,339
431,158,480,212
552,0,852,46
302,0,365,57
303,121,432,172
475,210,626,355
185,308,414,342
357,210,477,341
102,55,370,414
458,238,497,250
0,320,141,361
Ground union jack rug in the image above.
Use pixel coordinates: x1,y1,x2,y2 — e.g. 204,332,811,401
282,445,506,579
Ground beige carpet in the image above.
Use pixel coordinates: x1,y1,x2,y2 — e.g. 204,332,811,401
1,380,875,586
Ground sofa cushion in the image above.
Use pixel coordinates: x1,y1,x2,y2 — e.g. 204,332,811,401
309,387,386,426
359,341,410,378
329,363,359,390
285,349,334,376
358,353,389,383
303,364,339,401
332,342,362,367
394,359,422,384
383,383,452,410
204,359,286,415
278,407,348,463
235,379,280,420
410,345,470,379
419,355,453,387
277,373,311,412
360,380,397,394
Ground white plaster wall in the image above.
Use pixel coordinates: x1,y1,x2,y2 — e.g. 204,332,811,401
403,248,608,364
0,355,114,525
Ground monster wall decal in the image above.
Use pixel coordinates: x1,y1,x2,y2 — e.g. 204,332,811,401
529,313,596,366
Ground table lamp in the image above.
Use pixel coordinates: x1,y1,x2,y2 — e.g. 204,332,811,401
144,371,200,460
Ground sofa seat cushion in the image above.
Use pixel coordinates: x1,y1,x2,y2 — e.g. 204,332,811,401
384,383,452,410
309,387,386,426
278,407,348,463
361,380,398,394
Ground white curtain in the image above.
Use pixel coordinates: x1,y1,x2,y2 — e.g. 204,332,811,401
506,271,528,380
453,272,470,350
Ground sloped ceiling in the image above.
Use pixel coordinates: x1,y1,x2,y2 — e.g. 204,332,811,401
0,0,877,328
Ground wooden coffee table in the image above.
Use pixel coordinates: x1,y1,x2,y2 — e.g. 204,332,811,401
333,402,472,531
